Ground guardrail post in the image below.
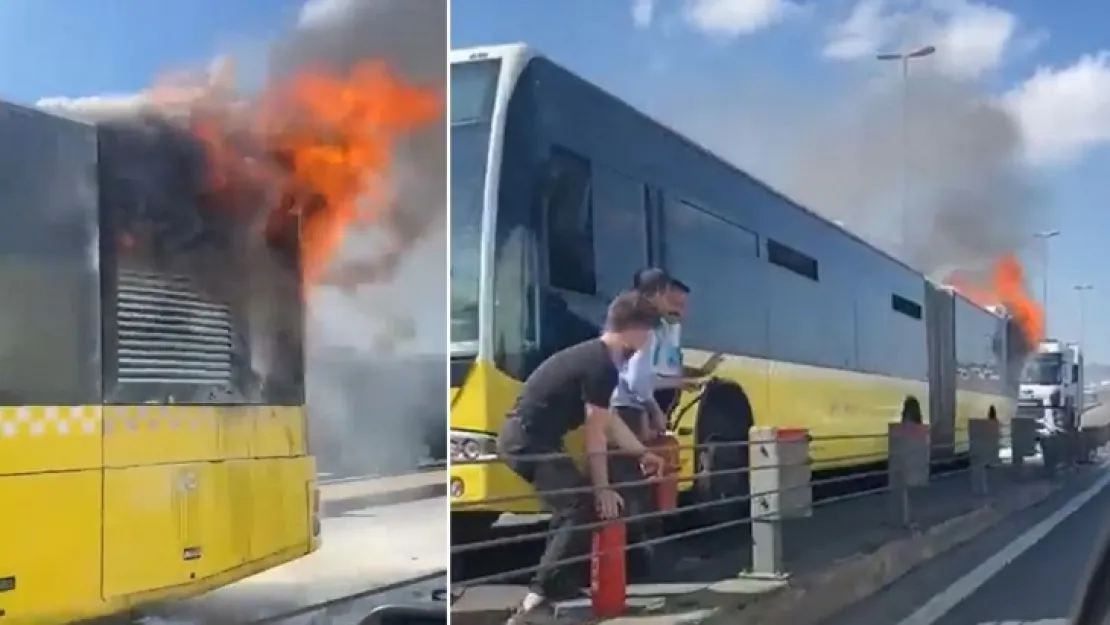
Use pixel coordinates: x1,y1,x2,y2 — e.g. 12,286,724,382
888,423,930,527
968,418,999,496
1009,416,1038,471
743,427,811,580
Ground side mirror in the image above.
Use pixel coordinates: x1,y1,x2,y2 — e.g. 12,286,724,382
359,603,447,625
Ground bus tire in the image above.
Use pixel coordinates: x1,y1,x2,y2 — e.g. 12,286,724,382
693,380,753,529
901,396,923,424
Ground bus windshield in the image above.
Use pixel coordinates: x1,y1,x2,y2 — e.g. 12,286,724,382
1022,353,1064,385
450,59,500,347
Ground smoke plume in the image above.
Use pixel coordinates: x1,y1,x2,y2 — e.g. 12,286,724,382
36,0,448,476
280,0,447,476
651,68,1043,283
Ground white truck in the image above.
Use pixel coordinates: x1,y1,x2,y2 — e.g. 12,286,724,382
1019,338,1085,433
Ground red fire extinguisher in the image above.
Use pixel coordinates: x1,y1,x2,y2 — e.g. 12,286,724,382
591,520,627,617
652,434,680,511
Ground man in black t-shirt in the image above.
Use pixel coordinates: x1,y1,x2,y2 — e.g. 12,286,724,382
498,291,667,622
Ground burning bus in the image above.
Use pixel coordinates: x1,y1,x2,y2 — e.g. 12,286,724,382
0,50,441,621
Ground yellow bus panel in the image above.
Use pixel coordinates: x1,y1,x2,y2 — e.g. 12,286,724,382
0,470,102,622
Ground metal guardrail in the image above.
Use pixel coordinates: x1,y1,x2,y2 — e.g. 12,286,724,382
450,417,1110,620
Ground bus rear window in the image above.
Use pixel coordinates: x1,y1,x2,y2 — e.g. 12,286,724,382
451,60,501,125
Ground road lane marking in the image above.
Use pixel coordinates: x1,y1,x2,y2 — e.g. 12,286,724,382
896,467,1110,625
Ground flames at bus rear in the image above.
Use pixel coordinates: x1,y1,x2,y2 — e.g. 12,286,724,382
166,59,441,288
45,54,441,296
946,254,1044,352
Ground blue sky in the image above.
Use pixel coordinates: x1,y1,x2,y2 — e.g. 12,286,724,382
454,0,1110,365
0,0,308,103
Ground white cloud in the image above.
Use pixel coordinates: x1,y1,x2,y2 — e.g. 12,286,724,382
1004,52,1110,166
822,0,894,61
822,0,1022,80
929,0,1016,79
682,0,804,37
632,0,656,29
632,0,802,36
298,0,356,28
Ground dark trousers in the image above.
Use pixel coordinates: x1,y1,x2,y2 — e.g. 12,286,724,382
499,418,594,600
610,406,651,513
610,406,658,577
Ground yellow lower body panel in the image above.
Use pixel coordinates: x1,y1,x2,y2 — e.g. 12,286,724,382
0,456,317,624
451,355,933,516
954,389,1016,454
0,470,103,623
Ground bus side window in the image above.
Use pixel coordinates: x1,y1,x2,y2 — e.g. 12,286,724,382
662,197,765,357
542,146,596,295
592,169,649,298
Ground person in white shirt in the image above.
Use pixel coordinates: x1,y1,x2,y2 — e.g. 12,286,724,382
611,269,683,440
607,268,718,580
632,269,713,419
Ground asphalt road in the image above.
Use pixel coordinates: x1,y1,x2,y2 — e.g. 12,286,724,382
144,497,447,624
819,401,1110,625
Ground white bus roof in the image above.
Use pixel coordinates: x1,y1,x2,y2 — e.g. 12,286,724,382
450,43,530,65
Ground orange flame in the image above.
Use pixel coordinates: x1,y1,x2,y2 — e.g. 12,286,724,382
945,254,1044,347
149,58,441,287
992,254,1045,346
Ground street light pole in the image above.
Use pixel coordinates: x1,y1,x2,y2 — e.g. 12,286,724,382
1035,229,1061,329
1074,284,1093,351
877,45,936,252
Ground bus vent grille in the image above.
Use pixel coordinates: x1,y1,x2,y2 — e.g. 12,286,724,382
116,270,234,385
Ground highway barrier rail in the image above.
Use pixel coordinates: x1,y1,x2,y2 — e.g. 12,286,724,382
450,417,1110,624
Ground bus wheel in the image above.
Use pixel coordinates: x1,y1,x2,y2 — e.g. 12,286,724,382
694,381,753,529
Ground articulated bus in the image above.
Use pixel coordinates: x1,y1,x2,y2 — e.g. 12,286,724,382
0,101,318,622
448,43,1021,536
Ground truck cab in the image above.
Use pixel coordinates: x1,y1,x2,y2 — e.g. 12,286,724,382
1019,339,1082,432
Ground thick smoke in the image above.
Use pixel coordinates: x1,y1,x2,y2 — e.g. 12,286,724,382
650,68,1043,283
37,0,447,475
275,0,447,476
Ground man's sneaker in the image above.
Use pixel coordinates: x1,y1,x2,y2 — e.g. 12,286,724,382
505,601,555,625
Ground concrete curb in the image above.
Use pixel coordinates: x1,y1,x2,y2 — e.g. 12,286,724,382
700,478,1063,624
321,482,447,517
